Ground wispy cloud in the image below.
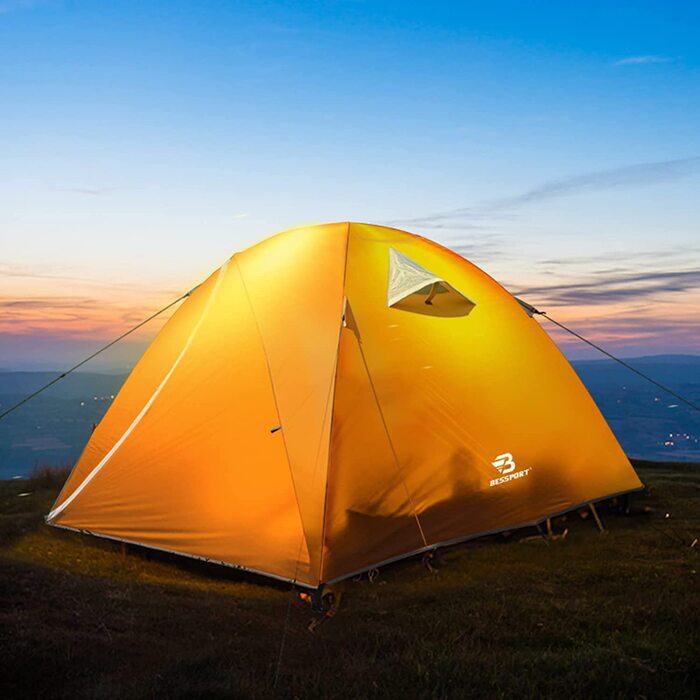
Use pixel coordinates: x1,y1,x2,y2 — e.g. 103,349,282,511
614,55,673,66
541,308,700,352
0,263,177,293
0,296,108,330
512,269,700,305
53,186,112,196
0,0,49,15
443,233,505,261
0,260,189,339
0,293,181,338
389,156,700,229
0,263,87,283
496,157,700,206
535,246,700,270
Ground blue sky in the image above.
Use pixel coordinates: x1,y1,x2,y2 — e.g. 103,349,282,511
1,0,699,368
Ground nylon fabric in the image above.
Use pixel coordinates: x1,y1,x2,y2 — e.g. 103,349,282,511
48,222,643,587
49,260,311,582
233,223,348,582
320,224,641,582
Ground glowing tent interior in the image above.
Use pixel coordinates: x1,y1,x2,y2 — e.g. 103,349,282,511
47,222,643,588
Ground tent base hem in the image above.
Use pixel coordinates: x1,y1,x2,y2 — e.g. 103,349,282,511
322,485,645,585
45,519,318,589
46,485,643,589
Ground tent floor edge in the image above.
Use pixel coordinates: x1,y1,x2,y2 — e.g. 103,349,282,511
45,521,319,589
45,489,644,590
320,484,646,587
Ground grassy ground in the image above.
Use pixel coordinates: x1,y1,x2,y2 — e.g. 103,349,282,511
1,461,698,699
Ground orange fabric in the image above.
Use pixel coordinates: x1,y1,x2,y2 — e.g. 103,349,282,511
321,224,642,581
49,222,642,587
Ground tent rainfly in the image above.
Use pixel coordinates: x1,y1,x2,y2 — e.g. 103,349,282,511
47,222,643,588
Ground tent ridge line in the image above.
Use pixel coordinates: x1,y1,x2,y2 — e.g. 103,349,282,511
317,221,352,584
343,241,429,550
232,254,310,582
355,339,430,548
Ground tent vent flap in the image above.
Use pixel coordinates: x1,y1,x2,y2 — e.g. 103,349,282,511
387,248,475,316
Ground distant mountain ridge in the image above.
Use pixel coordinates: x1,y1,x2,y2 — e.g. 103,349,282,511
571,355,700,393
574,353,700,365
573,354,700,365
1,354,698,477
0,372,127,401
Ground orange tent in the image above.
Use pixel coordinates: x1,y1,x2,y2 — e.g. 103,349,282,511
47,222,642,588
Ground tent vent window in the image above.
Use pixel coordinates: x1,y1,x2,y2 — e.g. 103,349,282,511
387,249,475,317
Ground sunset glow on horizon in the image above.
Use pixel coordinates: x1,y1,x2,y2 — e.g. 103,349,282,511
2,2,699,369
2,229,698,371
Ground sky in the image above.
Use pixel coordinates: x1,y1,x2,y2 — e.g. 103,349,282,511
1,0,699,370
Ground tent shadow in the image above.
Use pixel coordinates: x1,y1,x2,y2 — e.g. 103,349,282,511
391,294,475,318
392,303,474,318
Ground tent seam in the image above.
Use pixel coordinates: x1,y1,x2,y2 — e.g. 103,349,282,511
317,221,351,583
327,230,429,552
353,329,430,548
232,254,311,582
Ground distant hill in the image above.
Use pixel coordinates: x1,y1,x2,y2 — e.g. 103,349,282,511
570,355,699,462
577,354,700,364
1,355,698,477
0,372,129,478
0,372,127,400
573,354,700,390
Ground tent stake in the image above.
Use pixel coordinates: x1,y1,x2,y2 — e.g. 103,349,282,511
310,584,325,614
589,503,605,533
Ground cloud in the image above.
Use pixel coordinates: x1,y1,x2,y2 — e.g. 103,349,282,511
512,269,700,305
389,157,700,229
53,186,112,196
386,209,501,229
0,0,48,14
536,246,700,270
541,311,700,351
1,298,93,308
495,157,700,206
0,293,182,340
614,55,673,66
0,296,105,329
0,263,101,284
444,233,505,260
0,262,173,293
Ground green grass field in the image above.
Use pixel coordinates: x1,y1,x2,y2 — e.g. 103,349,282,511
1,461,698,699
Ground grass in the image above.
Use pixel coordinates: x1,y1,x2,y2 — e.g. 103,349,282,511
1,461,698,699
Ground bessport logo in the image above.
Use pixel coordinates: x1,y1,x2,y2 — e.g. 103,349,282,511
489,453,532,487
491,453,516,474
